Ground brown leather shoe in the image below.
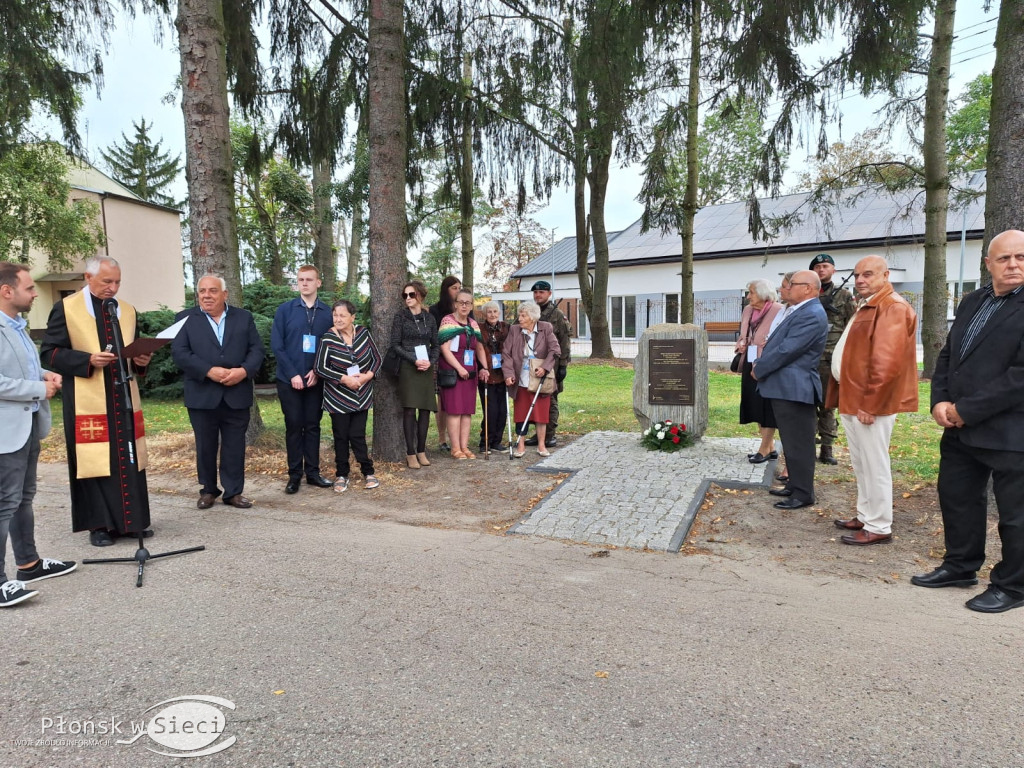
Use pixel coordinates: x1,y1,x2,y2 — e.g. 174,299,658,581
197,493,216,510
834,517,864,531
840,529,891,546
223,494,253,509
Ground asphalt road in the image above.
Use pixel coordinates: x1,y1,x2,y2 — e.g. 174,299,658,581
3,463,1022,768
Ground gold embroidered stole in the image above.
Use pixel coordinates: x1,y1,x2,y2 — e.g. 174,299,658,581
64,290,148,478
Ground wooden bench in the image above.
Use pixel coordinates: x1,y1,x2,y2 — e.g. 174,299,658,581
704,321,741,341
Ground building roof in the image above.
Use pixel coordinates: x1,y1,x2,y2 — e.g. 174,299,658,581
513,174,987,278
67,158,183,214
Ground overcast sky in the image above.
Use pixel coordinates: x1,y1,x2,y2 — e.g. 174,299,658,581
35,5,998,259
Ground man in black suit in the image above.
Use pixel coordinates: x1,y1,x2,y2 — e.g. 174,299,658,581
172,275,265,510
912,229,1024,613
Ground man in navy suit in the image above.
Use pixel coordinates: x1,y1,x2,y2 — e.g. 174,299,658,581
752,270,829,509
912,229,1024,613
172,275,265,510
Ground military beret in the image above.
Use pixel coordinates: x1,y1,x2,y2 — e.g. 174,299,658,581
531,280,552,291
809,253,835,268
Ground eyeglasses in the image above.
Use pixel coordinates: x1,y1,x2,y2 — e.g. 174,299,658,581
403,292,418,299
455,300,473,307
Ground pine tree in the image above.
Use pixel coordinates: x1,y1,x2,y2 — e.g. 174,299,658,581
101,118,183,207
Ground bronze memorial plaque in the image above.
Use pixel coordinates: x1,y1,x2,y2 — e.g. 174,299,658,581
648,339,694,406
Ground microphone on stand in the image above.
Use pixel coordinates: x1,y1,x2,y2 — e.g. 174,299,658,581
103,297,118,318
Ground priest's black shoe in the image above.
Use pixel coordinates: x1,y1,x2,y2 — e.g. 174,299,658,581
773,498,813,510
285,478,300,494
965,586,1024,613
306,475,333,488
910,566,978,589
90,530,114,547
768,488,792,497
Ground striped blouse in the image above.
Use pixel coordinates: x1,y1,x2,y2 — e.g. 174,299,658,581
315,326,382,414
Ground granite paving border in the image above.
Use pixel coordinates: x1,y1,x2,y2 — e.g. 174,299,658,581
509,431,774,551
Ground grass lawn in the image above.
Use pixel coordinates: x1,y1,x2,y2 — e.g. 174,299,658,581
50,365,942,483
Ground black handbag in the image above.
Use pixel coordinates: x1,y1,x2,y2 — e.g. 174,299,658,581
383,347,402,376
438,368,458,388
730,352,743,373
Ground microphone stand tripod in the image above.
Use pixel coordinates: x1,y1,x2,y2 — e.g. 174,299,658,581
83,300,205,587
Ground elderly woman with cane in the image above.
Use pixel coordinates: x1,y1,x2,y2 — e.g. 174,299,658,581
501,301,561,458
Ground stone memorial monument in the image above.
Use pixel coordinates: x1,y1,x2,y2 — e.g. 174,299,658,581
633,323,708,438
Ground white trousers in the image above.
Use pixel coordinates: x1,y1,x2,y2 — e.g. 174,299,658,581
840,413,897,534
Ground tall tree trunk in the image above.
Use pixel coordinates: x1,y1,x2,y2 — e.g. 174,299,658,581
587,139,613,359
311,157,336,288
346,201,364,296
983,0,1024,273
679,0,701,325
920,0,955,379
572,63,593,344
367,0,407,462
176,0,240,299
176,0,260,441
459,53,475,292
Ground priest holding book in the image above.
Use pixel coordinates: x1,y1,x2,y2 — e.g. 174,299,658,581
40,256,155,547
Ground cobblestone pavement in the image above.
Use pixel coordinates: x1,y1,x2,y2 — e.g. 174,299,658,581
510,431,771,551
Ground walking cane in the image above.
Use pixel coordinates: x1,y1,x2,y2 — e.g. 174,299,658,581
483,383,490,460
517,370,550,448
506,388,515,460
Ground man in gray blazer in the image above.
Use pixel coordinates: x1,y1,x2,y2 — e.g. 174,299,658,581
0,262,76,607
753,270,829,509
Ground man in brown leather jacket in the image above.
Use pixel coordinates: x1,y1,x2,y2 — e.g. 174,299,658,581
826,255,918,545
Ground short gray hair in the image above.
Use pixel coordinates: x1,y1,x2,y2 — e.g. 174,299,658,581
746,279,777,303
517,301,541,322
84,256,120,276
480,300,500,314
198,274,227,291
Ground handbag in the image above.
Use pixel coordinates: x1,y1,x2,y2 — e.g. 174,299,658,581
438,368,458,388
527,359,556,395
383,347,402,377
730,352,743,373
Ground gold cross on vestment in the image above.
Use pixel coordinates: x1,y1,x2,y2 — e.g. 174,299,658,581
78,418,107,441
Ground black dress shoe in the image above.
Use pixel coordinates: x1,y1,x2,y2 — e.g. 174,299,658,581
524,435,539,446
90,530,114,547
223,494,253,509
545,436,557,448
768,488,792,497
197,493,216,510
910,566,979,589
965,586,1024,613
306,475,333,488
285,479,300,494
773,498,813,510
749,452,769,464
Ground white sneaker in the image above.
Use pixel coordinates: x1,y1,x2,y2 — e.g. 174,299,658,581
18,558,78,583
0,580,38,607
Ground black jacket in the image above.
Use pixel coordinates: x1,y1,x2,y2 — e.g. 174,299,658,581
932,286,1024,452
172,305,265,410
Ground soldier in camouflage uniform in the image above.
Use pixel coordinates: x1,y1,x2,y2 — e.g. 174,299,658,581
809,254,856,465
523,280,571,448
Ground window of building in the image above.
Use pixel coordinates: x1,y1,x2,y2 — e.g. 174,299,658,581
610,295,636,338
665,293,680,324
948,280,978,318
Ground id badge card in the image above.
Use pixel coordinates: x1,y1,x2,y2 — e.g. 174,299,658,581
302,334,317,353
414,344,428,361
346,364,361,377
491,353,502,369
450,334,461,353
462,349,475,367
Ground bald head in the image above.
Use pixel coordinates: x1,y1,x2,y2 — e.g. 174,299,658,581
986,229,1024,296
787,270,820,304
853,256,890,298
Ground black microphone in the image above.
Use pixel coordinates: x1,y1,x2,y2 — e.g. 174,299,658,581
102,298,118,318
